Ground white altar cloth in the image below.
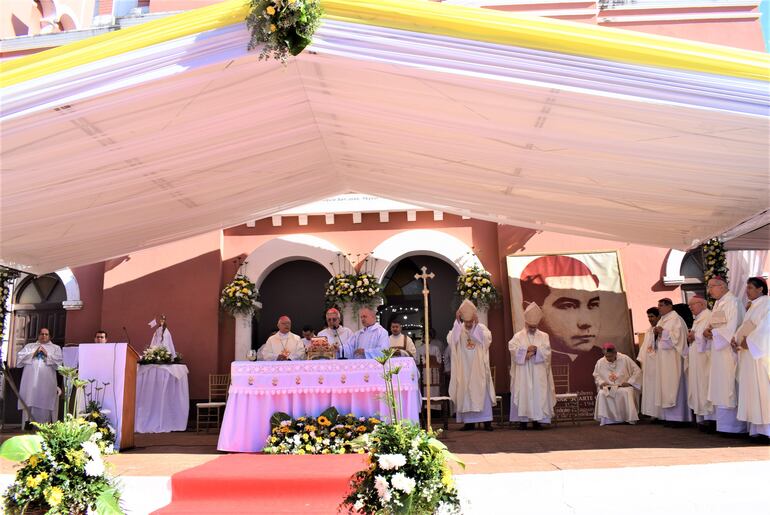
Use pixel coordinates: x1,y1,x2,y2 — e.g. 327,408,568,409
135,364,189,433
217,358,421,452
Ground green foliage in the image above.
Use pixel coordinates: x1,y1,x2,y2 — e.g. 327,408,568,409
0,435,43,462
456,265,499,309
246,0,323,61
702,238,729,308
220,274,260,317
138,346,180,365
325,273,385,310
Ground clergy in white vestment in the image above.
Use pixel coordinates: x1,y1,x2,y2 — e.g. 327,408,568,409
733,277,770,439
17,328,63,426
317,308,354,359
652,298,690,423
388,319,417,360
508,302,556,430
257,315,306,361
637,307,663,419
685,296,714,427
593,343,641,425
149,315,176,356
347,306,390,359
447,299,496,431
704,276,747,434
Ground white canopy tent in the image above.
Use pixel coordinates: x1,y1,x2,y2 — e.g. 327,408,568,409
1,0,768,274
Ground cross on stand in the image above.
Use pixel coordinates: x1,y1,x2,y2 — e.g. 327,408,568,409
414,266,435,429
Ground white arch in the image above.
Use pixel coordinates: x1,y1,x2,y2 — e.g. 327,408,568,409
370,229,483,283
55,267,82,310
240,235,353,288
663,249,687,286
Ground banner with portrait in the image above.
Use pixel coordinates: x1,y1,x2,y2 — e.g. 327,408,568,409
507,251,633,394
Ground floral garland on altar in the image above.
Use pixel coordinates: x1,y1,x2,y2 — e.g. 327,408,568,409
263,407,379,455
0,266,20,348
246,0,323,61
456,265,499,310
702,238,728,308
220,273,261,317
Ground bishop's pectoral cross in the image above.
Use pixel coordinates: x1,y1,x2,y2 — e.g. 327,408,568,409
414,266,435,429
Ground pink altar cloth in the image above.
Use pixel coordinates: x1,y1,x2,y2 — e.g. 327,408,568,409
217,358,421,452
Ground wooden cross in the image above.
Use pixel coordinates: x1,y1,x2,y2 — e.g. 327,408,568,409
414,266,435,429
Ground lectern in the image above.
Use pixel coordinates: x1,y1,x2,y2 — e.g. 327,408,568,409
77,343,139,450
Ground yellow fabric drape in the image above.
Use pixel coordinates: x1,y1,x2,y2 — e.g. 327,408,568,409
2,0,768,88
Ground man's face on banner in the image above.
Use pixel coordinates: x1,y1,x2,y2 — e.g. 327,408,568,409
541,288,601,352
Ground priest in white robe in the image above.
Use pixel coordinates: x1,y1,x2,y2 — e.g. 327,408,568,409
638,307,663,420
734,277,770,439
257,315,306,361
317,308,354,359
593,343,641,425
149,315,176,356
447,299,496,431
347,306,390,359
705,276,747,434
685,295,714,428
653,298,690,424
17,328,63,426
508,303,556,430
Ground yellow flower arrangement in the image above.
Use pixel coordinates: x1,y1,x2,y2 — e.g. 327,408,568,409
220,274,260,317
44,486,64,507
317,416,331,427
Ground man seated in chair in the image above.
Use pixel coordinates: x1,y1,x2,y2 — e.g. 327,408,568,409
593,342,642,425
389,318,417,360
257,315,306,361
508,303,556,430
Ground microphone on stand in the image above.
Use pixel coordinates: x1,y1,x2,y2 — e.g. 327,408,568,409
123,326,139,356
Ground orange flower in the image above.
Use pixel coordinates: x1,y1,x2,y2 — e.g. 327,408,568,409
317,416,332,427
356,425,367,433
279,426,290,433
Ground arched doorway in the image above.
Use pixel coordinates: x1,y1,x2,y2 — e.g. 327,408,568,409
380,255,459,347
252,260,331,349
11,273,67,361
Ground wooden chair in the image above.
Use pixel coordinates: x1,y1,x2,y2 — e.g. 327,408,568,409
552,364,578,425
420,356,451,430
490,366,504,425
196,374,230,432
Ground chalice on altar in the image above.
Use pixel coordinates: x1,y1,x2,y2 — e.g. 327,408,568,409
247,349,257,361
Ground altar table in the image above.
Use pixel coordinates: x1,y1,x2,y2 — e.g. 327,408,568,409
135,364,190,433
217,358,421,452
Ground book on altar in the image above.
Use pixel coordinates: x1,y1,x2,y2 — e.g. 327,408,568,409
735,320,756,344
710,310,727,327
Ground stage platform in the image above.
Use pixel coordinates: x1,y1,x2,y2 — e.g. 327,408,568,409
1,421,768,513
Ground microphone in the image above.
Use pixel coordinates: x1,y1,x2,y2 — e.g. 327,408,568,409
122,326,131,346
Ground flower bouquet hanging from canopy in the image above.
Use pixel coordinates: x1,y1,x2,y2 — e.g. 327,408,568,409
246,0,323,61
220,273,261,317
456,264,499,310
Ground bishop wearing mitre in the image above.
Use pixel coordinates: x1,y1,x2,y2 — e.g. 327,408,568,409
447,299,497,431
508,303,556,430
593,343,641,425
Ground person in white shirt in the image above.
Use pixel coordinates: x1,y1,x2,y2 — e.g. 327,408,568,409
149,315,176,356
300,325,316,350
257,315,306,361
508,302,556,430
388,319,417,359
733,277,770,440
346,306,390,359
317,308,354,359
704,276,747,435
685,295,714,431
17,328,63,426
94,330,108,343
593,343,641,425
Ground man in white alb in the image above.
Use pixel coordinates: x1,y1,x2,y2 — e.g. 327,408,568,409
18,328,63,426
593,343,641,425
447,299,496,431
317,308,354,359
508,302,556,430
704,276,747,434
638,307,662,420
347,306,390,359
257,315,306,361
686,295,714,430
653,298,690,425
388,319,417,360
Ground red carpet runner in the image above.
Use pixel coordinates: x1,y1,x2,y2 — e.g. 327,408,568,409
153,454,368,514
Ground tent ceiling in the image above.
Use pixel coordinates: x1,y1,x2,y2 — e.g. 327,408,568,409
1,15,768,274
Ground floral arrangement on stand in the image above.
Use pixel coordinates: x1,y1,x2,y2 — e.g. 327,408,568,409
456,265,499,310
138,346,182,365
324,274,355,309
245,0,323,61
1,370,121,514
82,380,117,451
263,407,380,455
220,273,261,317
702,238,729,309
0,266,20,348
341,349,464,514
324,254,385,310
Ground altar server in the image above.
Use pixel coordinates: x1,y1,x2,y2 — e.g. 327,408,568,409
734,277,770,439
705,276,747,434
508,302,555,430
686,296,714,428
18,328,63,426
653,298,690,424
389,318,417,359
593,343,641,425
638,307,662,419
318,308,354,359
258,315,306,361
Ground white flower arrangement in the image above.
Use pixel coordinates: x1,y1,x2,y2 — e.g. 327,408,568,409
456,265,499,309
138,346,180,365
324,272,384,310
220,274,261,317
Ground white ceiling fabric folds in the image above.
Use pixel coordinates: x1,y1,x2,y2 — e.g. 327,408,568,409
1,20,768,273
